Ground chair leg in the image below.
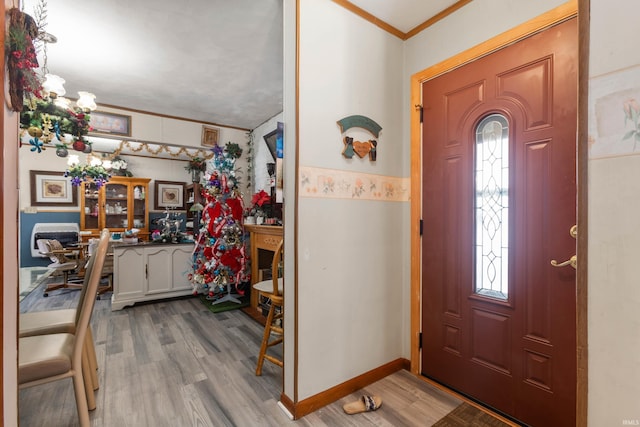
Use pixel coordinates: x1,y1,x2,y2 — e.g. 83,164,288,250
256,302,277,376
263,310,284,368
72,369,91,427
43,270,84,297
85,327,99,390
81,349,96,411
96,274,113,300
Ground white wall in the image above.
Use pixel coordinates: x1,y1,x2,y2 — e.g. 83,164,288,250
588,1,640,424
296,0,406,399
3,8,19,425
17,107,253,211
282,0,297,401
3,82,20,427
404,0,568,78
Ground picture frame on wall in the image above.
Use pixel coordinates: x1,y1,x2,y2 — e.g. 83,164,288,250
263,128,277,160
89,111,132,136
30,170,78,207
201,125,220,147
154,181,185,210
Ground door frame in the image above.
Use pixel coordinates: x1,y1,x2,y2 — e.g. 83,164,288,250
409,1,588,425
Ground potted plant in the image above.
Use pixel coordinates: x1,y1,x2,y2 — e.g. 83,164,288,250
247,189,272,224
185,157,207,182
110,157,132,176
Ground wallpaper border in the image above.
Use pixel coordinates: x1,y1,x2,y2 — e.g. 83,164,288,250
299,166,410,202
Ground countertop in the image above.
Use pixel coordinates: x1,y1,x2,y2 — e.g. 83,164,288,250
111,241,195,249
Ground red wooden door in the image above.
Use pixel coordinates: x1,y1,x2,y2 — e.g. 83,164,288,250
421,18,577,426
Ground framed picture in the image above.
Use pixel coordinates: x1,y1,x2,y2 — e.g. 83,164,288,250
30,170,78,207
89,111,132,136
263,129,277,160
201,125,220,147
154,181,185,210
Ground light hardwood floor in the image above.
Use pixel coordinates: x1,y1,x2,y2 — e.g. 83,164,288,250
19,283,463,426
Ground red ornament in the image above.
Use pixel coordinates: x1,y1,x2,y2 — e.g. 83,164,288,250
72,139,86,152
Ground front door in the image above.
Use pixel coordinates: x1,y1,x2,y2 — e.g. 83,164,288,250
421,18,577,426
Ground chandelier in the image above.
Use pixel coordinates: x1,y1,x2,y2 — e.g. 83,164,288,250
10,2,98,156
64,154,112,188
21,78,98,155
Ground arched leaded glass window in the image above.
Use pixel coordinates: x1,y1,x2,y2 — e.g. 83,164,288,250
475,114,509,300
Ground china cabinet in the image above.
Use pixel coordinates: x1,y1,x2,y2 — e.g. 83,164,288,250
80,177,151,240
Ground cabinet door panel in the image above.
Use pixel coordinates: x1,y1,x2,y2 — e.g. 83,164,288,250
146,247,172,293
113,247,145,298
171,246,193,291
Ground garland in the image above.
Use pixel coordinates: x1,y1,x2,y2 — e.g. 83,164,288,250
246,130,254,190
5,9,42,111
20,97,92,145
108,140,216,160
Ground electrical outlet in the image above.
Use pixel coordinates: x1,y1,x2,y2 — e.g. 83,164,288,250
24,206,38,214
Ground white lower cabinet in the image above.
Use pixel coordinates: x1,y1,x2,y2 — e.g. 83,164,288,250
111,243,193,310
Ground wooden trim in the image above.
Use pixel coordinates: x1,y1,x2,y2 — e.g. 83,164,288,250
331,0,405,39
405,0,473,40
410,1,578,85
96,101,251,132
0,1,5,422
287,358,409,419
576,0,589,425
332,0,473,41
294,0,301,405
409,91,422,372
279,392,295,418
409,0,580,401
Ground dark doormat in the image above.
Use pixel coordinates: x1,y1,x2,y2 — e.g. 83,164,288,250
432,402,515,427
199,294,250,314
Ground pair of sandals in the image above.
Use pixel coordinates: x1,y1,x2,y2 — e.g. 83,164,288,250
343,395,383,415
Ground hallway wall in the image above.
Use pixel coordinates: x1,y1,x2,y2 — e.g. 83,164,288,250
295,0,407,400
587,0,640,424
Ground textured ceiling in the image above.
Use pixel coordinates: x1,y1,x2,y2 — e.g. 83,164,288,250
21,0,456,130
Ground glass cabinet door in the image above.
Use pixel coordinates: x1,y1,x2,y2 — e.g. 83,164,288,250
80,177,150,239
82,182,100,231
104,182,129,229
131,185,146,229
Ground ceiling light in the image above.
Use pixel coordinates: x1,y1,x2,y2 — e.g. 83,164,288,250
54,96,71,109
76,91,97,112
42,74,66,98
67,154,80,166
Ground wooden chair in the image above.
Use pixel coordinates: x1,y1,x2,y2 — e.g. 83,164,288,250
37,238,84,297
253,239,284,376
96,248,114,299
19,248,101,409
19,229,110,426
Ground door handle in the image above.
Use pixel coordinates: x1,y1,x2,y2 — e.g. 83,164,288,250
550,224,577,269
550,255,577,269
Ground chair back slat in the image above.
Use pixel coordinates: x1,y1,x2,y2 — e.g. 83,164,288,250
73,253,97,325
71,229,109,372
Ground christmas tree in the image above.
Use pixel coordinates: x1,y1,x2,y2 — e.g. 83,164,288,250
189,143,247,304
